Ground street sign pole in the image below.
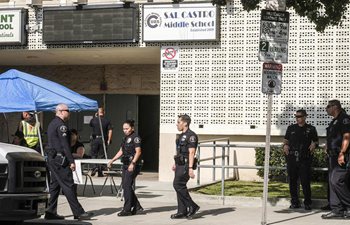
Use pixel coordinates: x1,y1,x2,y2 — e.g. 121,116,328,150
261,93,273,225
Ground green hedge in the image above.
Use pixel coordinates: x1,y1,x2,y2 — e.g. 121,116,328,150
255,146,328,182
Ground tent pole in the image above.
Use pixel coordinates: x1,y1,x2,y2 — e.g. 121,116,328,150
98,115,108,160
35,112,44,157
35,111,49,191
3,113,10,143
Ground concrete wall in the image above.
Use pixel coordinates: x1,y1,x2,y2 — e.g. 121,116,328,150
0,64,160,95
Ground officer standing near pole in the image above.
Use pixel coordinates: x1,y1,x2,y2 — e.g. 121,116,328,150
322,100,350,219
90,107,113,176
45,103,93,221
171,114,199,219
283,109,318,210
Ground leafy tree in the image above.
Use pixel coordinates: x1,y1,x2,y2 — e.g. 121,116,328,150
240,0,350,32
211,0,350,32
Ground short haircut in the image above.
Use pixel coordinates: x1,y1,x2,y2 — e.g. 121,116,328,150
328,99,342,109
296,109,307,116
178,114,191,126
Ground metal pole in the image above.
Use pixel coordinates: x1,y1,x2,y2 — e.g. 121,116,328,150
213,141,216,181
98,115,108,159
226,139,230,178
261,94,273,225
35,112,44,157
197,146,201,185
221,146,225,205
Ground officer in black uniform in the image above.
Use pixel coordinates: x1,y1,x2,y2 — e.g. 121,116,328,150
171,114,200,219
283,109,318,210
108,119,143,216
322,100,350,219
90,107,113,176
45,104,93,221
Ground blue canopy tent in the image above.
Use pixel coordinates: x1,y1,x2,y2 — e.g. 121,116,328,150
0,69,97,112
0,69,99,156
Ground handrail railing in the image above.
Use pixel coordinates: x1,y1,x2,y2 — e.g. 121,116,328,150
196,141,328,204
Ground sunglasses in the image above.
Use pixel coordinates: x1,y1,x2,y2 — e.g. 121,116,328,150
60,109,70,112
295,115,305,118
326,105,334,109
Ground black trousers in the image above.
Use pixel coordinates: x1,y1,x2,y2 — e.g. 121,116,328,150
122,165,141,212
173,164,198,214
286,155,312,205
329,156,350,213
46,156,85,217
91,138,105,175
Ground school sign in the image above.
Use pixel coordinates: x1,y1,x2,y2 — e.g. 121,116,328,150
0,9,27,45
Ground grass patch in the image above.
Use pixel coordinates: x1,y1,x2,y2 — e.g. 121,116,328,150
195,180,327,199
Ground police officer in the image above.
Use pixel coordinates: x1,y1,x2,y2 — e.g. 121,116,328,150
108,119,143,216
322,100,350,219
90,107,113,176
171,114,199,219
283,109,318,210
45,104,93,221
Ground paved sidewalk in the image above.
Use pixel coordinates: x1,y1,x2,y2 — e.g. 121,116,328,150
25,173,346,225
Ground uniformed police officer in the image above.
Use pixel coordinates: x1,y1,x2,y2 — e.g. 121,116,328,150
283,109,318,210
322,100,350,219
45,104,93,221
171,114,200,219
108,119,143,216
90,107,113,177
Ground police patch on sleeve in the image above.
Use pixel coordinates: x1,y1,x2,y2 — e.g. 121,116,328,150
189,135,197,143
60,125,67,136
343,118,350,125
134,137,141,144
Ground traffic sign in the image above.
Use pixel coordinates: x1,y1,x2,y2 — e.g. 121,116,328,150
262,62,282,94
161,46,179,73
259,9,289,63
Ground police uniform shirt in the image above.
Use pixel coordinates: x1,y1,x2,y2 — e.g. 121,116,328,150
121,132,141,157
327,111,350,153
47,116,74,164
89,116,113,138
177,129,198,157
284,123,318,153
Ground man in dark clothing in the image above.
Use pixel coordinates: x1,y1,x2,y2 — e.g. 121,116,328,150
171,114,199,219
89,107,113,176
283,109,318,210
322,100,350,219
45,104,93,221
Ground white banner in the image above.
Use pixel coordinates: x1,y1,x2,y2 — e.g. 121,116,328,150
0,10,23,44
143,3,218,41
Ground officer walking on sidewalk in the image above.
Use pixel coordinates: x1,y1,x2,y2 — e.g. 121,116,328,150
171,114,200,219
45,103,93,221
283,109,318,210
322,100,350,219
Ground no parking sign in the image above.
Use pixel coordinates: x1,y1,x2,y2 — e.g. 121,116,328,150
161,46,179,73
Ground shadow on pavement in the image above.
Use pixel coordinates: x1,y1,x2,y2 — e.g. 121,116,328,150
89,207,123,217
268,210,323,225
24,218,92,225
190,207,236,220
140,205,178,214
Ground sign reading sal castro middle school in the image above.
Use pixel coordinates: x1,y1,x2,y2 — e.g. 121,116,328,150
0,9,27,45
143,3,219,42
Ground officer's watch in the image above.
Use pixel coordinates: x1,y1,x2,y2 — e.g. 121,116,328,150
131,161,136,165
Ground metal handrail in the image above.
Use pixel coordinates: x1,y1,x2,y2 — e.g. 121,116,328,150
196,141,328,204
